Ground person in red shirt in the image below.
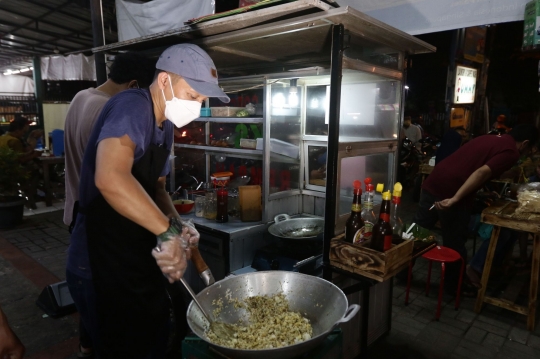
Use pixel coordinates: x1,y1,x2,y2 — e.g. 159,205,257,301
413,124,539,295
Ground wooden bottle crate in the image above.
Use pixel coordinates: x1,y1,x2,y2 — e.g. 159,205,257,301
329,234,413,282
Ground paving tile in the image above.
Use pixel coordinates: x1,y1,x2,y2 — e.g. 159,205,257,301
391,319,422,337
503,340,540,357
528,335,540,350
508,326,529,344
464,327,487,343
483,333,506,348
394,314,428,332
454,339,499,359
472,320,511,337
456,309,477,324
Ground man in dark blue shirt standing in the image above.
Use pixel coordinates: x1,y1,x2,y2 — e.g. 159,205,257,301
69,44,229,358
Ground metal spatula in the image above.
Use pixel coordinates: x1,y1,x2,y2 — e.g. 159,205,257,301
179,278,236,341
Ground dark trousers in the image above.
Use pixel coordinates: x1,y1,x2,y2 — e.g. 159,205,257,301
413,190,471,292
469,228,519,273
66,269,99,352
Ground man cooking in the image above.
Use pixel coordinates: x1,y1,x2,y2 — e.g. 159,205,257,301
69,44,229,358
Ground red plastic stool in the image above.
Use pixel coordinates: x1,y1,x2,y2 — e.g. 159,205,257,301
404,245,465,320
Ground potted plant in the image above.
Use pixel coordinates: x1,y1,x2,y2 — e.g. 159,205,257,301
0,147,29,228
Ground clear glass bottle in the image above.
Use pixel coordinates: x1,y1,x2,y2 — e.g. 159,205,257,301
361,183,377,241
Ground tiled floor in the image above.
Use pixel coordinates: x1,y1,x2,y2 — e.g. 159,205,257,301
1,191,539,359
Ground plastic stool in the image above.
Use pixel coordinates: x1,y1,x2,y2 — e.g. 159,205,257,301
404,245,465,320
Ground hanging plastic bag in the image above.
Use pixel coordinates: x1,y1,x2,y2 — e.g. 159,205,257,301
516,182,540,214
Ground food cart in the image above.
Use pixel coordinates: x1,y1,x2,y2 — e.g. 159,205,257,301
92,2,434,357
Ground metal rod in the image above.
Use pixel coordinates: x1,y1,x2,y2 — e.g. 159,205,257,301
90,0,107,85
179,278,211,321
322,24,344,281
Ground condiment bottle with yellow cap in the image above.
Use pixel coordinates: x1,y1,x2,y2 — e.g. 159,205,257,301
390,182,404,245
370,190,393,252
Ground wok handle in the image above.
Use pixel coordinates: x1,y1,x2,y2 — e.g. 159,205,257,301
191,247,215,287
274,213,291,223
334,304,360,325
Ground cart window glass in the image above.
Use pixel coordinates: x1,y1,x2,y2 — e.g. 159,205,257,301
337,153,393,216
268,81,301,194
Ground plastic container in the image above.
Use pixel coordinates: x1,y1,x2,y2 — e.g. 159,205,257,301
210,107,244,117
239,138,257,149
238,185,262,222
200,107,211,117
216,188,228,223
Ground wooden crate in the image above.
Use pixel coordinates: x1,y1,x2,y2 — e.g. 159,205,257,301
329,234,413,282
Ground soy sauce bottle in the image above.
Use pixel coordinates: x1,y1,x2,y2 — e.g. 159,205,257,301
370,191,393,252
345,180,365,244
215,188,228,223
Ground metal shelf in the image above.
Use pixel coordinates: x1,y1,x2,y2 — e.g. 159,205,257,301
194,117,263,123
174,143,262,155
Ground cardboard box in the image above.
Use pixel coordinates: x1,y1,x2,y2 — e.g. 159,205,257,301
330,234,413,282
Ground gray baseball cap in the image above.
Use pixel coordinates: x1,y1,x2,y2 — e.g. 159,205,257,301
156,44,230,103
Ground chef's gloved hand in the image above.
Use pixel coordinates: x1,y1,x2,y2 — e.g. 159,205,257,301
152,236,187,283
153,219,188,283
180,218,200,248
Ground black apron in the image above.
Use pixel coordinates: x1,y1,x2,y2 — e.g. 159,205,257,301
85,124,170,359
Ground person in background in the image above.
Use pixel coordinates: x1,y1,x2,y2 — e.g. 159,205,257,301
0,115,44,208
0,304,25,359
494,114,512,135
63,52,155,358
413,124,539,296
435,126,467,165
401,116,422,151
0,115,42,164
69,43,229,358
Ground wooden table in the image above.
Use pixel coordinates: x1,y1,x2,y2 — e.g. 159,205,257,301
36,156,65,207
474,200,540,330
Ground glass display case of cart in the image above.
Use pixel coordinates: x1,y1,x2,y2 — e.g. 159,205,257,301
172,76,265,192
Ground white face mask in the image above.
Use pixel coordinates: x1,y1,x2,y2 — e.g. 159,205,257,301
162,75,201,128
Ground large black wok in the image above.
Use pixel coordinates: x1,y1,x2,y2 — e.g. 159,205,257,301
267,214,324,240
186,271,359,359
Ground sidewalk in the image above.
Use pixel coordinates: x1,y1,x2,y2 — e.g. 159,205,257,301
1,193,540,359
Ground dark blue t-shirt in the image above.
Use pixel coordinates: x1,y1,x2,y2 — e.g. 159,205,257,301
67,89,173,279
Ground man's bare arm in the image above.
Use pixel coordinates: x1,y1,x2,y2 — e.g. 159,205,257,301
95,135,169,235
155,176,180,219
435,165,492,210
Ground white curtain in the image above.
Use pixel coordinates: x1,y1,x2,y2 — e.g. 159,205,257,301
337,0,530,35
40,54,96,81
0,74,35,95
116,0,215,42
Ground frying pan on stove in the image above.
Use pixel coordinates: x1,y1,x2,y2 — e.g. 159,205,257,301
267,214,324,240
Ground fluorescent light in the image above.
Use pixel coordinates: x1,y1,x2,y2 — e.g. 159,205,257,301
404,86,410,90
20,67,30,72
3,72,11,76
30,67,34,70
11,70,20,74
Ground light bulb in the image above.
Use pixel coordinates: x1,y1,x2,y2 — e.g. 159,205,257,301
310,98,319,109
288,93,298,107
273,93,285,107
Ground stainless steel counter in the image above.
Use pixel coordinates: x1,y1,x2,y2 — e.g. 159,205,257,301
180,213,267,239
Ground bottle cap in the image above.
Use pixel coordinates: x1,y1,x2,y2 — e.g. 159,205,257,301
382,191,392,201
376,183,384,193
353,180,362,194
364,177,372,186
393,182,403,197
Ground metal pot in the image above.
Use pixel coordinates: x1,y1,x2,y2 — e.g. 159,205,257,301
186,271,359,359
267,214,324,240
